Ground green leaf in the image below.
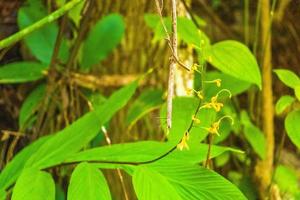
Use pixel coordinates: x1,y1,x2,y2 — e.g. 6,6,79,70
144,14,209,48
68,162,111,200
274,69,300,89
81,14,125,70
243,124,266,159
126,89,163,128
26,81,138,169
208,40,262,89
295,86,300,101
274,165,299,195
160,97,216,142
133,166,182,200
205,71,251,98
19,84,46,129
18,1,69,64
275,95,295,115
12,168,55,200
241,111,266,159
65,140,242,167
0,136,50,191
0,62,48,83
65,141,174,164
285,110,300,149
0,190,6,200
142,164,247,200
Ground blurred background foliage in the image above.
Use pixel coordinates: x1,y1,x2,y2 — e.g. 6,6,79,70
0,0,300,199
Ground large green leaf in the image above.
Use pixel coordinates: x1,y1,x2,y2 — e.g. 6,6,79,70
133,166,182,200
208,40,261,89
17,0,69,64
275,95,295,115
19,84,46,129
285,110,300,149
81,14,125,70
68,162,111,200
135,164,246,200
144,14,208,48
25,81,138,169
274,165,300,195
274,69,300,89
160,97,216,142
0,136,50,191
295,86,300,101
11,168,55,200
241,111,266,159
126,88,163,128
205,71,251,98
0,62,48,83
65,140,242,167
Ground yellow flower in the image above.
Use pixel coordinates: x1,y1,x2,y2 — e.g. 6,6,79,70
196,91,204,99
177,132,189,151
206,121,221,136
202,96,223,112
186,88,193,96
192,115,201,124
191,64,198,71
214,79,221,87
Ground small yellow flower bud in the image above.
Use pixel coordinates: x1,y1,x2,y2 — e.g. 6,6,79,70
177,132,189,151
192,115,201,124
196,91,204,99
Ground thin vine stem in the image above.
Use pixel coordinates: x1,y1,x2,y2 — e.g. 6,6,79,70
0,0,84,49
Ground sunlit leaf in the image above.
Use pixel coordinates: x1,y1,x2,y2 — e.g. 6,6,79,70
241,111,266,159
274,165,299,195
0,136,50,191
205,71,251,98
285,110,300,149
275,95,295,115
0,62,48,83
12,168,55,200
81,14,125,70
274,69,300,89
68,162,111,200
141,164,247,200
133,166,182,200
208,40,261,89
25,81,138,169
295,86,300,101
65,140,242,166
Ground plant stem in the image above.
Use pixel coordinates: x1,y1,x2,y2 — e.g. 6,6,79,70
0,0,84,49
167,0,178,129
255,0,275,198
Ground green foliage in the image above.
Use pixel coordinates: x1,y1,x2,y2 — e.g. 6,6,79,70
285,110,300,149
18,0,69,64
205,71,251,98
241,111,266,159
275,95,295,115
0,136,50,191
141,164,247,200
274,165,300,196
19,84,46,129
144,14,209,48
68,162,111,200
25,81,138,169
160,97,216,142
133,166,182,200
126,88,164,128
208,40,262,89
81,14,125,70
274,69,300,89
0,62,47,83
11,168,55,200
